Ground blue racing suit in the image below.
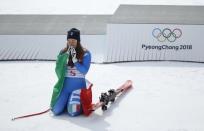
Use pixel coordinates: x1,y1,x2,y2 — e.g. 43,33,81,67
52,51,91,116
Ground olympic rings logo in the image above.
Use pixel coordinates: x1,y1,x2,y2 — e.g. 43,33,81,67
152,28,182,42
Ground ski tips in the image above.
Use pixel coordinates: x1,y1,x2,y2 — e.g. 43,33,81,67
127,80,133,87
127,80,133,84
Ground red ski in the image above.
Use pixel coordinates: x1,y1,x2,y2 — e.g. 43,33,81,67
90,80,133,111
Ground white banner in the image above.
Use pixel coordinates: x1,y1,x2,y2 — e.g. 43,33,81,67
105,24,204,62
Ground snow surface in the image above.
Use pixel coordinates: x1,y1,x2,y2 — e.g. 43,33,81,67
0,61,204,131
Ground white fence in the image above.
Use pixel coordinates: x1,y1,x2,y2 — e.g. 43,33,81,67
0,35,105,63
1,24,204,63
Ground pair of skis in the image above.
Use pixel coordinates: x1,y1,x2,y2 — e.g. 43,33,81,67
90,80,132,111
11,80,133,121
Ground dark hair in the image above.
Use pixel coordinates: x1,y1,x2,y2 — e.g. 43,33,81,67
76,41,85,61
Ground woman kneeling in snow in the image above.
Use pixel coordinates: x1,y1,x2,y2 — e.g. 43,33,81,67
50,28,92,117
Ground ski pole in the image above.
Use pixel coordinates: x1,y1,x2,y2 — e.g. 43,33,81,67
11,108,51,121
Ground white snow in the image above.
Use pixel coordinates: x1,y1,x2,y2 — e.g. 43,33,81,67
0,61,204,131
